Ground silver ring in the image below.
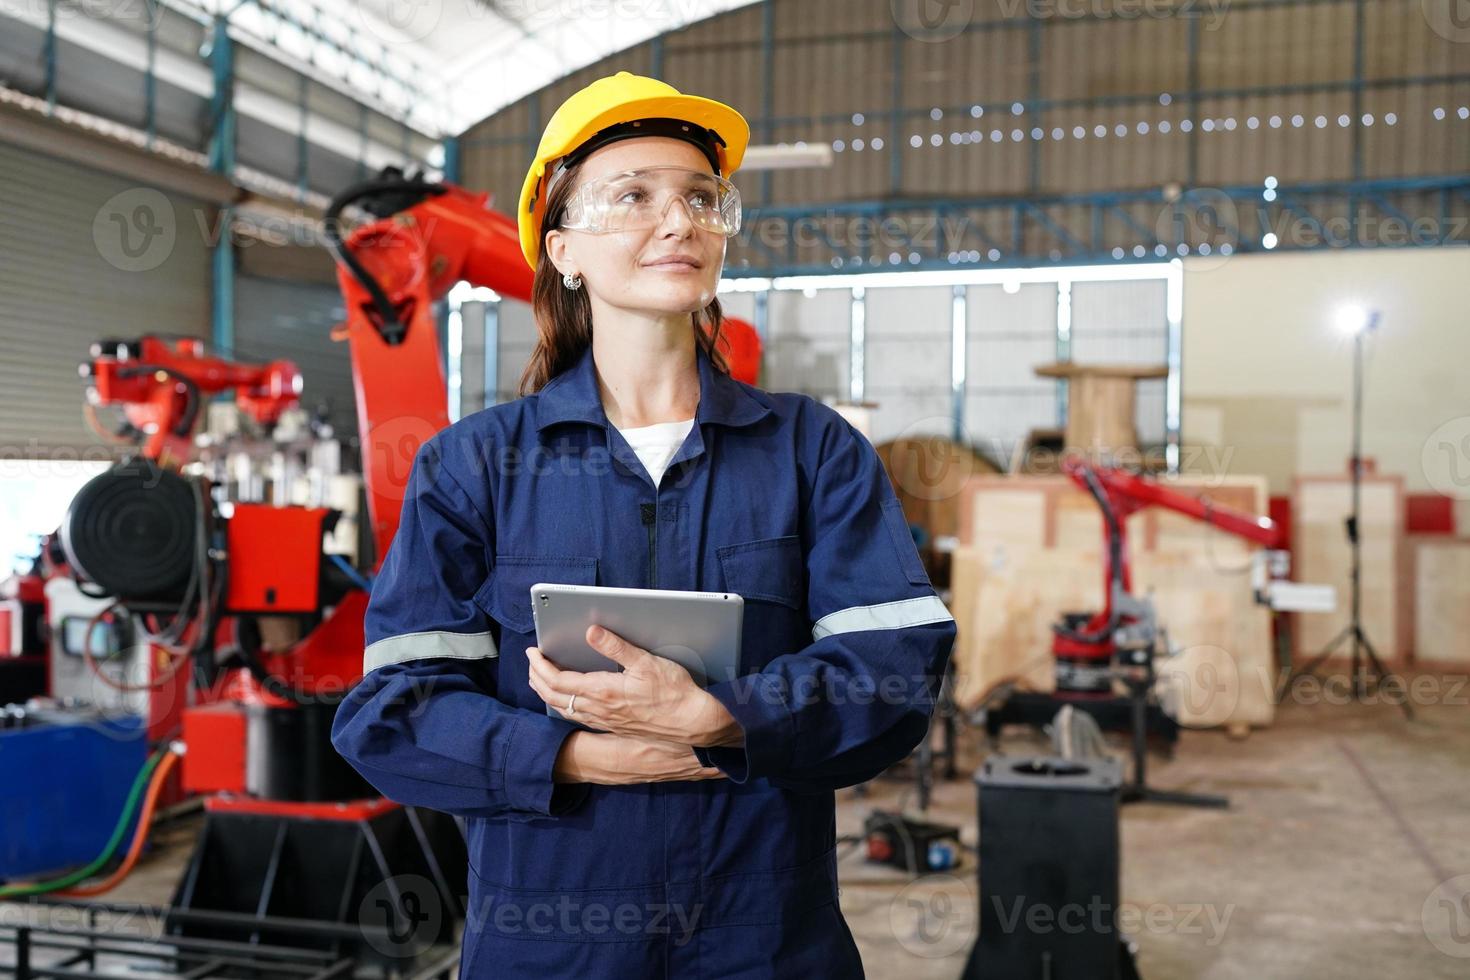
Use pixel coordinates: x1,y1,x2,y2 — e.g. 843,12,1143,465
566,693,578,715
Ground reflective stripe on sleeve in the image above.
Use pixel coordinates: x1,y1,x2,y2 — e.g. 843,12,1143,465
810,594,955,641
363,630,499,673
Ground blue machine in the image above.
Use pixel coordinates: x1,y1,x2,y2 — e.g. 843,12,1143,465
0,708,147,881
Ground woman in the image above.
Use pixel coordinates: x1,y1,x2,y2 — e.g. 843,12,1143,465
332,71,957,978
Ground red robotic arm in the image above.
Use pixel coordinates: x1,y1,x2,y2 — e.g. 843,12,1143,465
1065,457,1282,597
83,336,301,466
325,171,534,567
1051,457,1286,690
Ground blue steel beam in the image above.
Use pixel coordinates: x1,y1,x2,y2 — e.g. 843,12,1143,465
206,16,237,360
727,176,1470,278
205,16,236,178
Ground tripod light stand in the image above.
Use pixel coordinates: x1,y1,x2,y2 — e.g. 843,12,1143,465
1285,306,1411,719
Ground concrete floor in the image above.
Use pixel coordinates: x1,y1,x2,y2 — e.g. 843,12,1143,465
5,670,1467,978
841,670,1470,979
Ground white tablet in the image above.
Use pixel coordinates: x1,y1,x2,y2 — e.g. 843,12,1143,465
529,583,744,726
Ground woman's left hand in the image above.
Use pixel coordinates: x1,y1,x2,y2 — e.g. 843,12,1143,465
526,625,740,745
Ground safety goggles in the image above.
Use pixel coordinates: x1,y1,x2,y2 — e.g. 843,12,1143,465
557,166,742,238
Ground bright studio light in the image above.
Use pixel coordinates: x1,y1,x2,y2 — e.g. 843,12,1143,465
1334,304,1376,335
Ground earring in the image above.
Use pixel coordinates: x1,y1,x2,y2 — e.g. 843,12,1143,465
563,272,583,291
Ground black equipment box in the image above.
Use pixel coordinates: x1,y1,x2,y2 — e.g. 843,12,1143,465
964,756,1126,980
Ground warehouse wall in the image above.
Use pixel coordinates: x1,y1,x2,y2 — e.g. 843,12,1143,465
0,139,214,454
1180,247,1469,512
458,0,1470,270
234,276,355,442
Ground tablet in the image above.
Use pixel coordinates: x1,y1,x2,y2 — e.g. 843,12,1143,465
529,583,744,726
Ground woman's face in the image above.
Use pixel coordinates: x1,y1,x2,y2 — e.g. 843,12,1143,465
546,136,730,316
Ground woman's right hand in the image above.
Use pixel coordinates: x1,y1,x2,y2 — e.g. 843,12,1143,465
554,731,726,785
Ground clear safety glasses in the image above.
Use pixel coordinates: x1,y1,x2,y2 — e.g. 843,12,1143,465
558,166,742,238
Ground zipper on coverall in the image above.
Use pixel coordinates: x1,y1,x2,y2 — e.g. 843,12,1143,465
640,502,657,588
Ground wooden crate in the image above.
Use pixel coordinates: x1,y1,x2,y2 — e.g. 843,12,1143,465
1137,552,1277,728
1410,537,1470,665
949,547,1100,709
1291,474,1406,662
950,473,1276,729
876,436,999,543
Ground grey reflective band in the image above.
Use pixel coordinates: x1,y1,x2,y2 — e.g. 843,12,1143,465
811,595,955,641
363,630,499,673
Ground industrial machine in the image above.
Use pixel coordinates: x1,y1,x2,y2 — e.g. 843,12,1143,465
0,551,49,705
983,456,1334,806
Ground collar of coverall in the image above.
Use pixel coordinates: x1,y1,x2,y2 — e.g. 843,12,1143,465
535,339,771,433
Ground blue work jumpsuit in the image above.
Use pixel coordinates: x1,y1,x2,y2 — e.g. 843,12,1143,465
331,341,958,977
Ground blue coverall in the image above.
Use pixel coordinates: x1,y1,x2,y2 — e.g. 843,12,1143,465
331,340,958,977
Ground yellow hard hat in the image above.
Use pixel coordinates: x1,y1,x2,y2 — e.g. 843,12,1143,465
516,70,751,271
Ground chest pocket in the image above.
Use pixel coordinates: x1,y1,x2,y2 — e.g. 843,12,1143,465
716,534,805,610
475,554,599,635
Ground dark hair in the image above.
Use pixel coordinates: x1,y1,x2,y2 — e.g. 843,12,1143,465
516,153,731,396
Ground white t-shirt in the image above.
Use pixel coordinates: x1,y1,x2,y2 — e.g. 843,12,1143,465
614,417,696,486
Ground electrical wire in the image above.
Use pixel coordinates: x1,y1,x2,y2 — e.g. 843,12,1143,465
82,400,138,445
82,602,190,694
323,171,445,344
133,475,210,649
56,748,182,897
327,552,373,593
0,748,166,898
